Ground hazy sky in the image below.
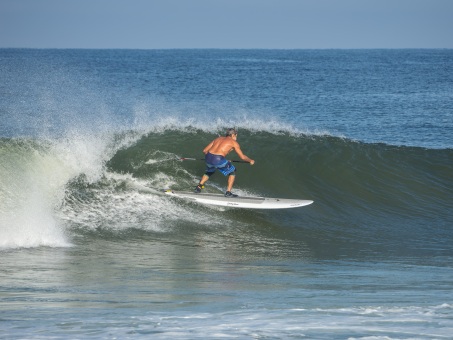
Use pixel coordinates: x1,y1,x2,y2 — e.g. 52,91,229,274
0,0,452,49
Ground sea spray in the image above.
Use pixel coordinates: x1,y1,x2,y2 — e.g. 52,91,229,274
0,130,141,249
0,140,69,248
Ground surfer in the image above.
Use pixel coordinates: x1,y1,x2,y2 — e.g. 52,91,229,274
195,128,255,197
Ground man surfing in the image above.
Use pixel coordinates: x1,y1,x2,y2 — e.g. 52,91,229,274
195,128,255,197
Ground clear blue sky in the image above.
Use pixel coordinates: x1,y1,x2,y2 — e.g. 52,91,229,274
1,0,452,49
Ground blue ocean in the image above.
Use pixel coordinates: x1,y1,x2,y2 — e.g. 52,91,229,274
1,49,452,339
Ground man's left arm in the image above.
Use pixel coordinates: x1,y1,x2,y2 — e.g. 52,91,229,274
234,144,254,165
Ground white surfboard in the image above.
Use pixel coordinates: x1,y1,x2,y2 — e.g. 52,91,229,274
164,190,313,209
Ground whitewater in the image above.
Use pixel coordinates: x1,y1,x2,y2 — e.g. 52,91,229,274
1,49,452,339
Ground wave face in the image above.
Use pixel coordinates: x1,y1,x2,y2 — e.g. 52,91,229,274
3,127,451,260
105,129,453,258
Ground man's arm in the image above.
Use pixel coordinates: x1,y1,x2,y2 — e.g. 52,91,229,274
234,143,255,165
203,141,214,154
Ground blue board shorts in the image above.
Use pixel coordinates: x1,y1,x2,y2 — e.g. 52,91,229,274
205,153,236,176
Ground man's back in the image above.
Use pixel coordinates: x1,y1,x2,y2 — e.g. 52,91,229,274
204,136,236,157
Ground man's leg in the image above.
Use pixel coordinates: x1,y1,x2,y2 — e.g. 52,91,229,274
195,172,213,193
227,174,235,192
199,174,210,186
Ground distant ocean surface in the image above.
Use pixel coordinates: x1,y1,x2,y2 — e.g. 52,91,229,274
1,49,452,339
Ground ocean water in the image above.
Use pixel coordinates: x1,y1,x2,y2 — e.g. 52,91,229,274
1,49,452,339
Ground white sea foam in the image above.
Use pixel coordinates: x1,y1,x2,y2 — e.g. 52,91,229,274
111,303,453,339
59,171,229,233
1,141,72,249
0,129,143,249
